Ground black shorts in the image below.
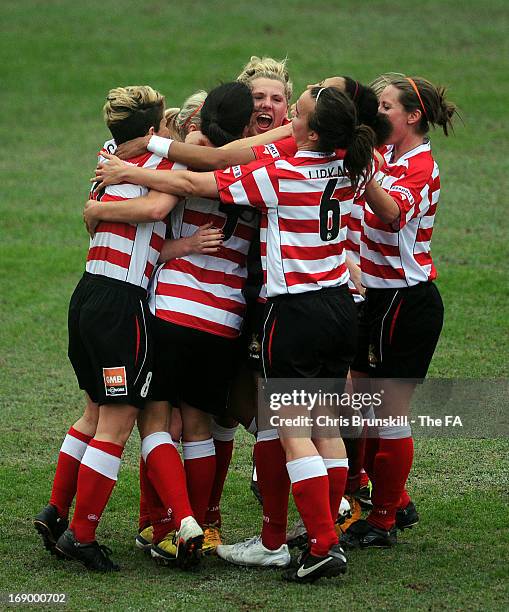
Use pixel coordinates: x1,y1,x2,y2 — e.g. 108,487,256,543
261,285,358,379
149,315,240,416
239,298,265,371
351,281,444,379
68,273,153,408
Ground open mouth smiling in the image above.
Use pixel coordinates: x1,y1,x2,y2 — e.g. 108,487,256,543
256,113,273,130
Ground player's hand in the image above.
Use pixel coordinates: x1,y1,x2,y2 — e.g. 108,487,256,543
92,153,128,192
83,199,100,237
116,135,151,160
350,263,366,298
373,149,385,173
185,222,224,254
184,130,213,147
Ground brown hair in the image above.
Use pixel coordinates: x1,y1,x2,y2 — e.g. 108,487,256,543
309,87,375,189
390,76,457,136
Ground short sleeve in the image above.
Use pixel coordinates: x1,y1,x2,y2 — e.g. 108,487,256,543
252,137,297,161
214,158,279,210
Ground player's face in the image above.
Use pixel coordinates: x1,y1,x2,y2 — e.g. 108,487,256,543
248,78,288,136
307,76,346,91
378,85,410,144
155,110,171,138
291,89,316,148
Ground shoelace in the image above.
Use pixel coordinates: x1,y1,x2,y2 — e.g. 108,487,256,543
96,544,116,568
240,535,261,548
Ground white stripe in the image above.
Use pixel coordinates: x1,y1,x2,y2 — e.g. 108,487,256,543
60,434,88,462
155,296,243,330
228,181,251,206
104,183,147,199
378,424,412,439
211,420,238,442
253,166,278,207
81,446,121,481
256,428,279,442
282,254,345,274
91,231,133,254
182,438,215,460
266,212,287,297
261,303,274,381
141,431,174,462
323,458,349,469
286,456,327,483
133,299,148,386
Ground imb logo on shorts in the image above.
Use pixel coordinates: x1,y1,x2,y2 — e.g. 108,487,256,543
103,366,128,397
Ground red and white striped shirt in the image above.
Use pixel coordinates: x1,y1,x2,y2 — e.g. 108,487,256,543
149,197,259,338
345,195,365,302
215,150,356,298
360,140,440,289
86,139,180,289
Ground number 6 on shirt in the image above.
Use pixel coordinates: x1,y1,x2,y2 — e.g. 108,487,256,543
319,178,341,241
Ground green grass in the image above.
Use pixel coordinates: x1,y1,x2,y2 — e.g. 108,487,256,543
1,0,508,609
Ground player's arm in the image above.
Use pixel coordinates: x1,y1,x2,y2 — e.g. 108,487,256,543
345,256,365,297
83,189,178,235
114,123,292,170
93,154,219,199
158,224,224,262
364,179,400,225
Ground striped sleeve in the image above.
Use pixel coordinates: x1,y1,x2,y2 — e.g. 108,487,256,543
252,137,297,160
215,159,279,210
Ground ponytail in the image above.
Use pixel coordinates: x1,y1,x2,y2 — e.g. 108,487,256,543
309,86,375,189
344,124,376,190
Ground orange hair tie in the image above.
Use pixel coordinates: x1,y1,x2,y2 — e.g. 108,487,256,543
406,77,428,120
182,101,204,131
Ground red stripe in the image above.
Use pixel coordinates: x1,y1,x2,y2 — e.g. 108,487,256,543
135,316,140,365
389,300,403,344
278,218,319,234
416,227,433,242
268,317,277,368
345,239,360,253
281,244,343,261
414,252,434,267
361,233,400,258
69,427,92,444
162,259,245,290
144,260,155,280
183,209,256,242
87,246,130,269
150,232,164,252
156,283,246,316
155,310,239,338
215,245,248,266
360,257,403,280
285,264,347,286
364,208,396,232
95,222,136,241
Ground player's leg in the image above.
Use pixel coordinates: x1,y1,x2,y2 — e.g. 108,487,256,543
34,394,99,554
56,402,138,571
138,401,203,568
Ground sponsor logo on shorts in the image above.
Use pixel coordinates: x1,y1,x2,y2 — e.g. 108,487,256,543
103,366,128,397
232,165,242,178
264,143,280,158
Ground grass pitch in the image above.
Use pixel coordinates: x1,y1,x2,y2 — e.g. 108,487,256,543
1,1,508,610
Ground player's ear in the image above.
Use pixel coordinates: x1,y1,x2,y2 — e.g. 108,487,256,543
309,129,319,143
148,126,156,135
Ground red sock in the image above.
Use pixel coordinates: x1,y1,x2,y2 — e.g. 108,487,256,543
399,488,411,509
183,439,216,527
139,456,175,541
288,456,338,557
324,459,349,519
70,439,123,542
344,433,366,494
49,427,92,519
368,437,414,531
138,457,151,531
363,437,379,485
254,437,289,550
205,424,237,526
142,432,193,536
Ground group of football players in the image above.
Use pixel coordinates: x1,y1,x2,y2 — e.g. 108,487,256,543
34,56,457,584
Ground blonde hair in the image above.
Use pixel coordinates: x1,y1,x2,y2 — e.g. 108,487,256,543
166,90,207,141
237,55,293,102
103,85,164,126
369,72,406,99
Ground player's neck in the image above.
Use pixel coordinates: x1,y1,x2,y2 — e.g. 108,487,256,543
393,133,425,161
